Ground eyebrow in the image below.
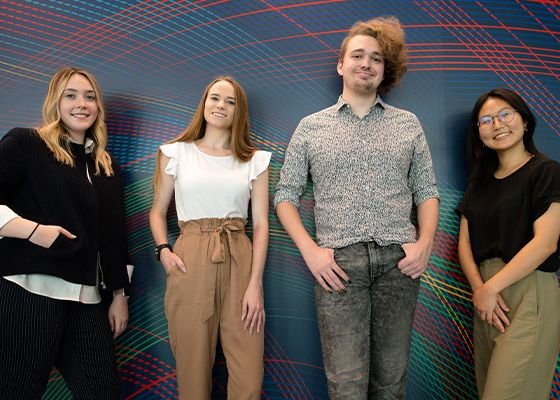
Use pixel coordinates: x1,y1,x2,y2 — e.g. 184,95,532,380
349,49,382,55
480,107,513,116
63,88,95,93
209,92,236,100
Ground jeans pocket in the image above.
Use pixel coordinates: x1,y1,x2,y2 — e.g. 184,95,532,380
398,243,406,259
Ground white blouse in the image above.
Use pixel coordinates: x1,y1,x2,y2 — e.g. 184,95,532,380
161,142,271,220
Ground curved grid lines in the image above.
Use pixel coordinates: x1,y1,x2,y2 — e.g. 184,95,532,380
0,59,49,83
1,1,559,399
264,329,315,399
420,269,473,348
413,280,476,395
416,0,560,137
265,255,316,302
102,2,342,99
406,43,560,76
258,0,341,52
0,2,161,82
1,1,226,81
120,352,177,399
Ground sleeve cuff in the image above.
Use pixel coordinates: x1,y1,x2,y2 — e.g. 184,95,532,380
0,205,19,239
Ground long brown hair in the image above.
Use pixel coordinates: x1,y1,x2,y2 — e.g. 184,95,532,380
37,67,113,176
154,76,255,188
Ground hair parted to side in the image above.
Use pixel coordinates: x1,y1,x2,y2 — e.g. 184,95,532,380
37,67,113,176
153,76,255,189
339,16,407,94
466,87,539,187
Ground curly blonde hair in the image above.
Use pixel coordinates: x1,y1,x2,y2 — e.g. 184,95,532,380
339,16,407,94
37,67,113,176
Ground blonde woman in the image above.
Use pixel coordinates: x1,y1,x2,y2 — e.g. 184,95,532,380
150,76,270,399
0,67,130,399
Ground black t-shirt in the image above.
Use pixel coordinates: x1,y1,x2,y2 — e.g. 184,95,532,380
458,155,560,272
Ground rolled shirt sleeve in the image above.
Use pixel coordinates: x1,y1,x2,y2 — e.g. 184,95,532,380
408,118,439,206
274,120,310,209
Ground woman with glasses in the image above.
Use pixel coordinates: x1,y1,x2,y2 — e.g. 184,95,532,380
457,88,560,399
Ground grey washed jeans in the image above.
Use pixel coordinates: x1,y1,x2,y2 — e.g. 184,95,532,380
315,242,420,400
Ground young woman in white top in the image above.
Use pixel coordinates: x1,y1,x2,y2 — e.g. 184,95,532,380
150,76,270,400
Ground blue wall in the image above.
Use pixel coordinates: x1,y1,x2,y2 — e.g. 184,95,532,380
1,1,558,399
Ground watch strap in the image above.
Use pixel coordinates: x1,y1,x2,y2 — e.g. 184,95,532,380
155,243,172,261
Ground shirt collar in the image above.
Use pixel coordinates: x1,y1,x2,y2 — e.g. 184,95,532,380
84,137,95,154
335,95,387,114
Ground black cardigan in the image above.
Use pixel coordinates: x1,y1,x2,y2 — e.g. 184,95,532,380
0,128,129,289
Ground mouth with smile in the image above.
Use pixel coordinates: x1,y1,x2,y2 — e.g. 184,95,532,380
212,112,227,118
71,112,90,119
355,70,374,78
493,131,511,140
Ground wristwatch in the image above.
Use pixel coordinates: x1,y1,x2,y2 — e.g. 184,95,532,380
155,243,173,261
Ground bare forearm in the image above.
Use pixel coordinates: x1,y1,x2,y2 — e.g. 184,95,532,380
0,216,39,239
458,217,484,291
458,243,484,291
486,238,556,294
416,198,439,245
276,202,317,256
249,222,268,284
149,209,169,245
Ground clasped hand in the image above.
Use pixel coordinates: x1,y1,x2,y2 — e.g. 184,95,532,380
473,285,510,333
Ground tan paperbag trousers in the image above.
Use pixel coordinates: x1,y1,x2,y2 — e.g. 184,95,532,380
474,258,560,400
165,218,264,400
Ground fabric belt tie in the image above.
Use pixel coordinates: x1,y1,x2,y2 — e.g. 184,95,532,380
179,218,247,323
203,221,243,265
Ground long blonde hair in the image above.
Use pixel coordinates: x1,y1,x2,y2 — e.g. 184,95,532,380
154,76,255,188
37,67,113,176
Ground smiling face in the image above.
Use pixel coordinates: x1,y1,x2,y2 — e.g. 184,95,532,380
337,34,385,97
203,80,236,132
58,73,98,143
478,97,526,154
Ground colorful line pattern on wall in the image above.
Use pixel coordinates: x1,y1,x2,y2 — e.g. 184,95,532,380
1,1,559,399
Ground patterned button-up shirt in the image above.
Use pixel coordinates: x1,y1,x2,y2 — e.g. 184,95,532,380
274,96,439,248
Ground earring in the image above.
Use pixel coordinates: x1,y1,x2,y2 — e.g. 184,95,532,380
523,123,528,132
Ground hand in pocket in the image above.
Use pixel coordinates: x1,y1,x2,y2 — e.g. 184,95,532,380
29,225,76,248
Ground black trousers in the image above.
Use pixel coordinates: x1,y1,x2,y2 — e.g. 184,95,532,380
0,278,120,400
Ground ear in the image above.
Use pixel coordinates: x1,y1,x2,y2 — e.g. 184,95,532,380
336,60,343,76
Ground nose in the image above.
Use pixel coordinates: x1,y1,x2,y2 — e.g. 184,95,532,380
76,96,86,108
491,115,504,129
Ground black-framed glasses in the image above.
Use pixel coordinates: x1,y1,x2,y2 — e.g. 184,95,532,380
477,108,517,131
